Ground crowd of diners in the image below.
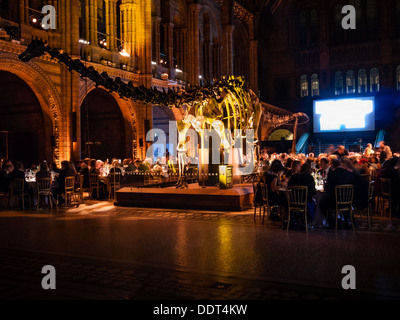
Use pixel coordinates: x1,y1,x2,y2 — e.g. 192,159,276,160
0,156,175,207
256,141,400,229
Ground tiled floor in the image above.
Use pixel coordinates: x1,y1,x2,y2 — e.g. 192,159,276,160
0,200,399,300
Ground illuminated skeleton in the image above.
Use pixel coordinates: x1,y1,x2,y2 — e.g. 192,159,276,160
173,77,263,186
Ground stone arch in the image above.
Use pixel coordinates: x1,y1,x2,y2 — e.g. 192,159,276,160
79,79,138,158
0,53,63,164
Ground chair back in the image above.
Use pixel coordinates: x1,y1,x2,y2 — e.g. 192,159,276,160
109,172,121,186
37,178,52,193
368,167,376,181
10,179,24,194
335,184,354,205
89,173,99,186
380,178,391,197
368,181,375,202
65,176,75,193
288,186,308,207
79,174,84,188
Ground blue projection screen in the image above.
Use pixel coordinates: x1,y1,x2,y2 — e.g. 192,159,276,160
313,97,375,133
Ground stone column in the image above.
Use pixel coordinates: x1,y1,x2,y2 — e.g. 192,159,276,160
222,24,234,76
89,0,98,45
105,0,111,50
111,0,118,50
249,39,258,93
174,26,187,80
153,16,162,63
163,22,175,78
24,0,29,23
203,40,212,81
136,0,152,87
19,0,25,23
188,2,201,86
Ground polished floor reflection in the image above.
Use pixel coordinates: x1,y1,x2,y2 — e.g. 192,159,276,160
0,201,399,300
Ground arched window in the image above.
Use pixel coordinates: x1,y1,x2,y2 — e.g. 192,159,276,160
358,69,368,93
300,75,308,97
396,66,400,91
346,70,355,94
370,68,380,92
335,72,344,95
311,74,319,96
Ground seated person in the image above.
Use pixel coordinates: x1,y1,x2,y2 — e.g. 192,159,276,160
380,156,400,217
263,162,288,226
52,161,76,204
123,158,136,173
88,159,106,198
36,161,52,179
317,157,330,178
109,159,122,174
0,163,14,193
288,163,316,221
285,160,301,179
319,158,356,228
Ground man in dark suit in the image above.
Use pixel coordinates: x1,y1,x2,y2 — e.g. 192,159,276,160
317,157,330,178
0,163,14,193
333,145,349,158
319,158,355,228
52,161,76,204
380,157,400,217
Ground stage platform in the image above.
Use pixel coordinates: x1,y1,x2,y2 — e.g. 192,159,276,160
114,183,254,211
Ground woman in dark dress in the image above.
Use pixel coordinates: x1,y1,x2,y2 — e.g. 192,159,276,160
263,162,288,227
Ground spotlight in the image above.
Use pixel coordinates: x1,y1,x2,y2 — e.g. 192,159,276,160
119,48,130,57
32,18,37,23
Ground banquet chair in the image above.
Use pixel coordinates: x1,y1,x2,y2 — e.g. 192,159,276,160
262,183,280,225
334,185,354,232
75,174,89,203
65,176,75,206
89,173,104,198
108,172,121,200
252,180,265,222
366,181,375,228
0,191,10,209
10,179,31,210
287,186,308,233
368,167,376,182
380,178,392,225
36,177,53,210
